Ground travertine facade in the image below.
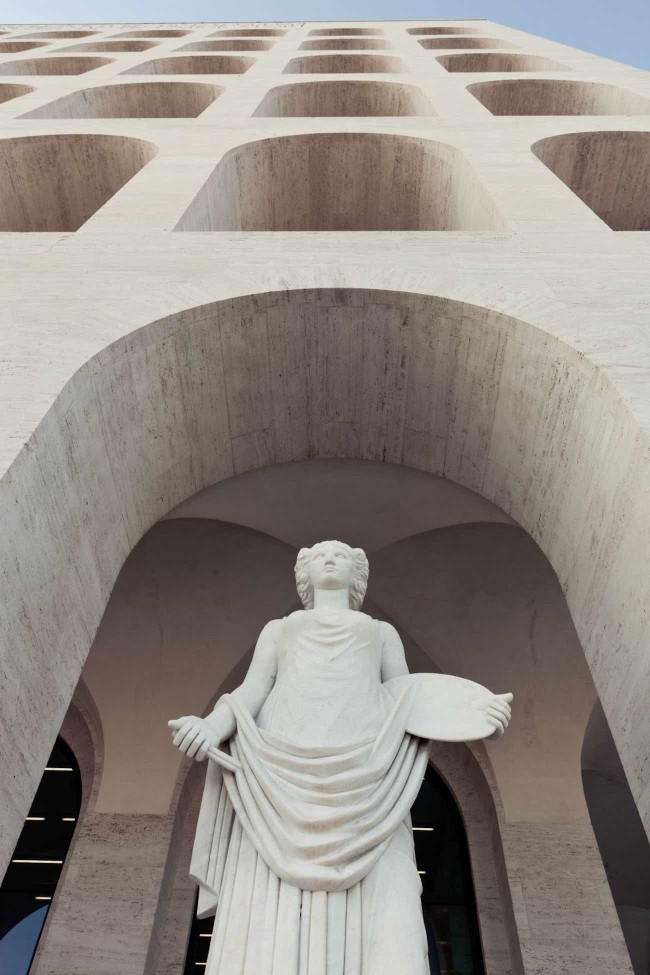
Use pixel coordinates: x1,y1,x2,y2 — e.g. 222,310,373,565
0,17,649,975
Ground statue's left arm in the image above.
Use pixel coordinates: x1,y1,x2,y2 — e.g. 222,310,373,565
379,622,513,741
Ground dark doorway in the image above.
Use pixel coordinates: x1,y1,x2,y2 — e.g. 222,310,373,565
0,738,81,975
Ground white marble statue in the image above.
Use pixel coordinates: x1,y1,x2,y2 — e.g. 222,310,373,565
169,540,512,975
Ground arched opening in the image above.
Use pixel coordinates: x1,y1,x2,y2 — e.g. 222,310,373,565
299,38,392,50
532,131,650,230
253,80,435,117
179,39,275,52
59,40,161,53
0,134,158,231
18,29,97,38
0,56,112,75
1,286,648,907
419,37,515,50
309,28,384,36
437,52,569,72
0,41,49,53
209,28,287,37
42,457,615,973
407,27,483,35
174,133,506,231
284,54,405,73
21,81,223,119
468,78,650,115
0,739,81,975
122,55,255,75
113,29,191,38
0,83,34,105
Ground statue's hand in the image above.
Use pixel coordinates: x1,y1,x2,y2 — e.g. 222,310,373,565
485,692,513,740
168,715,223,762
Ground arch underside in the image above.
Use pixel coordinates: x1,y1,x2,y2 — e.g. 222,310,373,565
1,286,649,879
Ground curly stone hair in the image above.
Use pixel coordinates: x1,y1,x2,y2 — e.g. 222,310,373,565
294,541,369,611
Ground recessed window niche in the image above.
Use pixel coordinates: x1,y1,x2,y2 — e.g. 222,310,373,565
419,37,514,50
0,83,34,104
210,28,287,37
60,40,161,53
121,55,254,75
407,26,483,35
253,80,435,117
0,41,49,53
532,131,650,230
437,52,569,72
0,133,157,231
113,30,191,38
179,39,275,52
308,28,384,36
174,132,506,232
468,79,650,115
299,38,391,51
284,55,405,74
21,81,222,119
0,56,113,75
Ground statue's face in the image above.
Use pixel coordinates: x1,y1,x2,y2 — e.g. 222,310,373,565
308,542,354,593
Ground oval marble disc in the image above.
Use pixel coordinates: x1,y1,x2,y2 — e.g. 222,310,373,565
384,673,503,742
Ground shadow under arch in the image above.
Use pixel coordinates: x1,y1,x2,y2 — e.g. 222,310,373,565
582,701,650,975
2,286,649,875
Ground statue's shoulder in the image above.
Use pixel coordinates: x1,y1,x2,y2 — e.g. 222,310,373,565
285,609,309,624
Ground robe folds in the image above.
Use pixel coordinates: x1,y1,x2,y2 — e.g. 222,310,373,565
190,691,431,974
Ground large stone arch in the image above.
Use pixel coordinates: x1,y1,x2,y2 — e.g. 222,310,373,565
1,286,649,875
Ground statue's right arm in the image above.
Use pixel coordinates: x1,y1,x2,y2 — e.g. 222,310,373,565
204,618,281,742
169,619,281,761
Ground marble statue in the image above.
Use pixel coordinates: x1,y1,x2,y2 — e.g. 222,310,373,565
169,540,512,975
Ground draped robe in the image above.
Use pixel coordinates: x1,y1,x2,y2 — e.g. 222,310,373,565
190,610,432,975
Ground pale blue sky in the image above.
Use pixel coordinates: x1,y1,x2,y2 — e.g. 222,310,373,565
0,0,648,70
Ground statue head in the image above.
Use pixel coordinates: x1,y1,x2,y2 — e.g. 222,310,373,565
295,541,369,611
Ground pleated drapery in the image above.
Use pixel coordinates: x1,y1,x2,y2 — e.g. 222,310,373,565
190,693,431,975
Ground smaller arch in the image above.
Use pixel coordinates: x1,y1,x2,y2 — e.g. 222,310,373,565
209,28,287,37
252,79,435,117
283,54,406,74
0,56,112,76
407,26,483,35
59,39,161,53
419,36,516,50
113,29,191,38
309,27,384,36
174,132,507,232
0,133,158,231
438,52,569,72
178,39,275,52
532,130,650,230
0,82,34,105
21,81,223,119
0,41,49,53
299,38,392,51
121,55,255,75
469,78,650,115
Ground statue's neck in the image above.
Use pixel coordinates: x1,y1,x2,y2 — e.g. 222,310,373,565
312,588,350,612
